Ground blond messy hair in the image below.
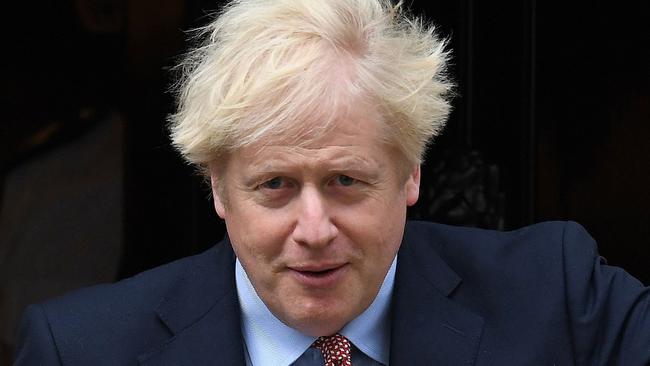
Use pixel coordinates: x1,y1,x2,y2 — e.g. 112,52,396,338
169,0,453,169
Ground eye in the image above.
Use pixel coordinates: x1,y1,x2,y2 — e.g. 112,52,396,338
335,175,357,187
260,176,286,190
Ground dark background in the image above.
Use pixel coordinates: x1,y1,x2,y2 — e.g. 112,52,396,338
1,0,649,360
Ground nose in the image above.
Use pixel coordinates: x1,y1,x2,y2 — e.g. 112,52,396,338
291,186,338,248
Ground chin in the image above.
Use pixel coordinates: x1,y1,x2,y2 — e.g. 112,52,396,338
282,301,354,337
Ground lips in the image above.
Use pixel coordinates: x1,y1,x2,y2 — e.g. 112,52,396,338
288,263,348,288
299,268,337,276
291,263,345,272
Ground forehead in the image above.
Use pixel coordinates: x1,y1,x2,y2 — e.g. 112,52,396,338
234,113,387,171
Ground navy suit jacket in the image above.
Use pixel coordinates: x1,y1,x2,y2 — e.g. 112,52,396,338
14,221,650,365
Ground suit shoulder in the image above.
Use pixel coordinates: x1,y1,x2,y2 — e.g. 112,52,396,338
28,246,223,364
408,219,575,238
405,220,593,281
406,220,585,249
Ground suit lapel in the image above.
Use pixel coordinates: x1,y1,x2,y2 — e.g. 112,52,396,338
138,239,246,366
390,223,485,365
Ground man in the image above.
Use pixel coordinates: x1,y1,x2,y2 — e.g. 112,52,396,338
15,0,650,365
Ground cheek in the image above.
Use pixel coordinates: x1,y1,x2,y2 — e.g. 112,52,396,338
341,196,406,252
374,194,408,249
226,206,292,264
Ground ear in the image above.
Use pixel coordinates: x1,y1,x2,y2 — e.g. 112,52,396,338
405,165,420,206
210,174,227,219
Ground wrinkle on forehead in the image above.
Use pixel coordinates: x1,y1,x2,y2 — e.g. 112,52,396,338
241,144,383,173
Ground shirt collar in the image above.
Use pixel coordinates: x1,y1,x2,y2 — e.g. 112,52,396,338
236,256,397,366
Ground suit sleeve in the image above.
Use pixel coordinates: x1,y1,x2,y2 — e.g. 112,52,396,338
14,304,63,366
562,221,650,366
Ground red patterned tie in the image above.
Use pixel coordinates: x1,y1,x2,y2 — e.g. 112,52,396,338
312,333,353,366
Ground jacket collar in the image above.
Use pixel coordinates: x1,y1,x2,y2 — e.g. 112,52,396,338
138,238,245,366
390,222,485,365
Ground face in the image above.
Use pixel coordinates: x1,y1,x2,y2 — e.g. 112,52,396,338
210,104,420,336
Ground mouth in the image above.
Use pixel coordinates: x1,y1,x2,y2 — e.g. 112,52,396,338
296,267,338,277
288,263,348,287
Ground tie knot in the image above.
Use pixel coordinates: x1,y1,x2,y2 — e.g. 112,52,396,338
312,333,352,366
